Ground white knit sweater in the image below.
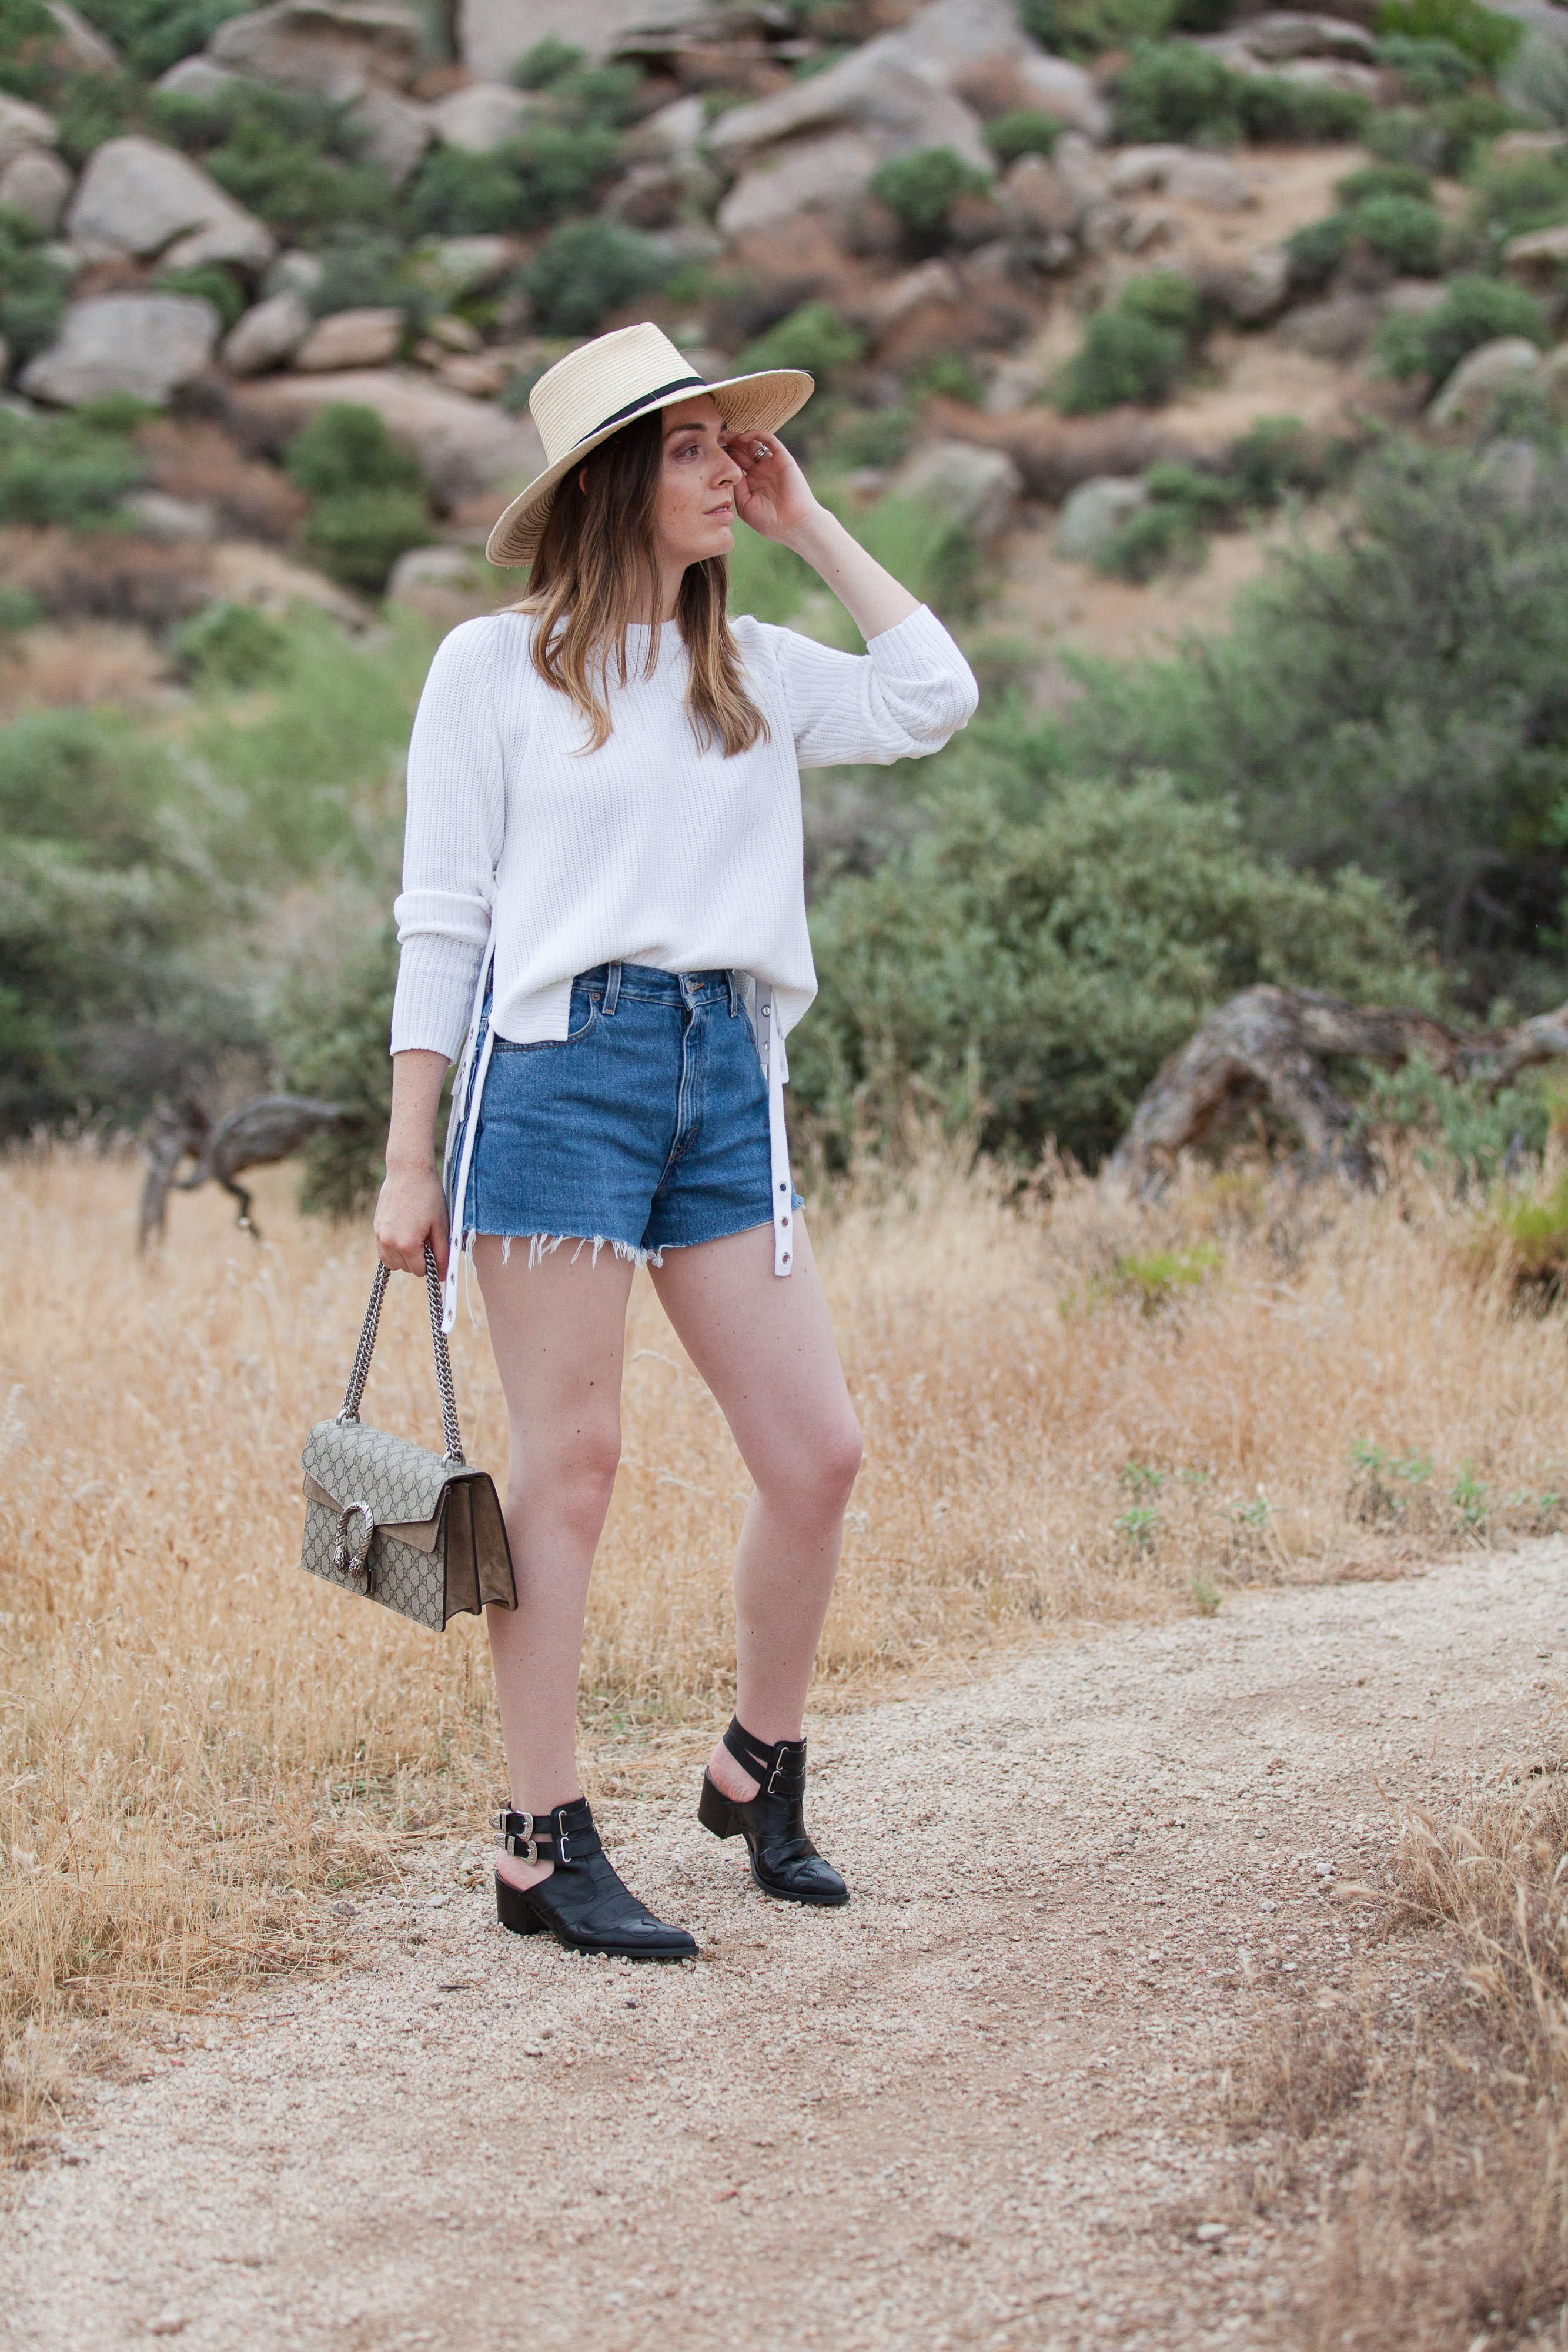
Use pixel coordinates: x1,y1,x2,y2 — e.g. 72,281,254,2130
389,602,979,1061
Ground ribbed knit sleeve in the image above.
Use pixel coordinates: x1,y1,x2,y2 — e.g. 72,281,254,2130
743,603,979,770
390,617,509,1060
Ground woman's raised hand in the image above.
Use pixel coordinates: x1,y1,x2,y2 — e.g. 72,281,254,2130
727,432,817,544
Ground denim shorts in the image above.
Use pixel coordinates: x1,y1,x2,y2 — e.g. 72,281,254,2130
456,963,798,1267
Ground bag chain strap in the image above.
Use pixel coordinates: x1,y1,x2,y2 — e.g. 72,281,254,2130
337,1243,466,1467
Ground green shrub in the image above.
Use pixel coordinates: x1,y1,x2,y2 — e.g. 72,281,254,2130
1369,84,1520,172
520,218,670,336
1057,280,1202,415
908,350,986,403
984,108,1062,165
151,262,248,332
1376,33,1479,97
737,299,867,386
1377,0,1522,76
1228,415,1333,505
1058,309,1187,413
1354,192,1447,272
1112,42,1243,142
0,205,70,362
408,122,621,237
1010,438,1568,1005
0,0,53,99
791,774,1429,1168
1121,270,1205,338
1372,270,1546,382
1468,151,1568,243
1016,0,1178,62
202,88,399,242
283,403,424,500
869,146,992,248
274,921,403,1218
52,66,142,165
72,0,251,76
0,707,223,1134
170,600,292,689
546,62,643,130
515,35,583,88
1096,497,1210,581
1287,211,1352,292
308,229,416,318
1113,41,1370,143
1506,25,1568,131
1336,161,1436,205
300,491,430,596
0,405,145,527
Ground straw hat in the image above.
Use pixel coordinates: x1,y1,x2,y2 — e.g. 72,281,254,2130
484,321,814,567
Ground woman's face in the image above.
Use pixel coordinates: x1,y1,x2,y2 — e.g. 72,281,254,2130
653,395,744,571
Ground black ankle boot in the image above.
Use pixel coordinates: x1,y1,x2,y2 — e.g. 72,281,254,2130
494,1799,696,1960
697,1718,848,1907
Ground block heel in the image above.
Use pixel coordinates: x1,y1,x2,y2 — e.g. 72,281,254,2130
494,1872,549,1935
698,1776,741,1839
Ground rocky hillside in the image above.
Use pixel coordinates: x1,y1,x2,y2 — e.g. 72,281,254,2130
0,0,1564,652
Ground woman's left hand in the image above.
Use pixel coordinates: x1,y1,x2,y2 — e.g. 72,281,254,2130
726,432,818,544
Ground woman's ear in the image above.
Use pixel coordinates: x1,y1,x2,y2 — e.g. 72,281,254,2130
578,465,589,495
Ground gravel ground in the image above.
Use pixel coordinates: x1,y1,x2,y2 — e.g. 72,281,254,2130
4,1541,1564,2352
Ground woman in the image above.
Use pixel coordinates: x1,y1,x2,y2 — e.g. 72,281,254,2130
375,321,978,1960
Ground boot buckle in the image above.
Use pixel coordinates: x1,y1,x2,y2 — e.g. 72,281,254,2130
497,1808,539,1865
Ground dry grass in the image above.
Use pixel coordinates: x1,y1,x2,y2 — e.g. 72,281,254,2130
1232,1738,1568,2348
4,1142,1567,2163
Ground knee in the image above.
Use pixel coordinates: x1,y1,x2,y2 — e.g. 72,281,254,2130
516,1421,622,1539
802,1414,863,1518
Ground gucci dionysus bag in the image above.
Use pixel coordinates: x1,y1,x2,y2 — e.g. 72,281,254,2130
299,1244,516,1631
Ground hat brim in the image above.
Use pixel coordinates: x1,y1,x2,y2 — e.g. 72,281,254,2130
484,366,815,568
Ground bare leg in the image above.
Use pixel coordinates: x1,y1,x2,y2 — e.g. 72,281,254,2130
474,1237,636,1892
650,1217,861,1800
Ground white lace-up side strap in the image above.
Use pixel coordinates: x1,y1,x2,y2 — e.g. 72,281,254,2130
759,983,793,1279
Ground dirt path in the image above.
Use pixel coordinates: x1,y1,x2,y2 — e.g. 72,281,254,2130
5,1542,1564,2352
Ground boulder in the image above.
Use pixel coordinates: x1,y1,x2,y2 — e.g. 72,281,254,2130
1002,152,1077,237
1475,435,1541,513
0,148,71,232
717,128,881,240
1052,132,1111,222
1055,473,1148,560
45,0,116,67
892,437,1022,543
426,81,534,152
209,1,423,102
66,138,275,272
21,292,220,406
861,258,963,336
1009,54,1109,141
266,249,325,299
292,306,405,369
1109,145,1255,211
459,0,710,79
157,55,240,98
230,368,548,501
1227,11,1377,61
1277,292,1385,360
1273,56,1381,94
1228,241,1290,322
121,489,218,541
386,542,497,627
346,87,432,182
1429,336,1541,426
706,46,994,178
0,93,57,175
1543,342,1568,409
1503,221,1568,277
407,234,517,301
222,288,313,375
623,93,707,164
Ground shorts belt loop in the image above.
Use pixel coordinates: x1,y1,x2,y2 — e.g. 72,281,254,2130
726,968,740,1017
603,961,621,1017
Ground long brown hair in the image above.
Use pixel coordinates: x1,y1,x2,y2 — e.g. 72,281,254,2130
515,408,767,756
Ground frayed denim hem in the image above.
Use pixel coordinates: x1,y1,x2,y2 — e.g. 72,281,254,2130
494,1230,667,1271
